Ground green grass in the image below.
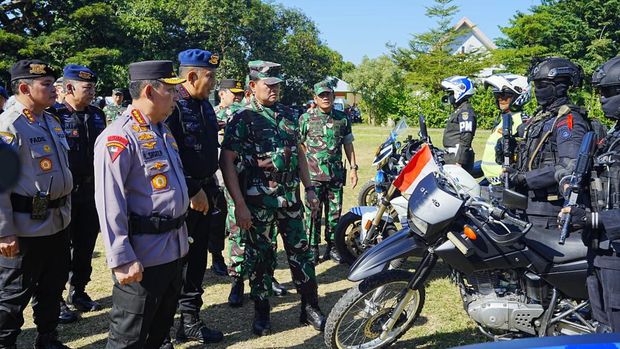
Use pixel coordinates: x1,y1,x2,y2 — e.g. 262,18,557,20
17,125,491,348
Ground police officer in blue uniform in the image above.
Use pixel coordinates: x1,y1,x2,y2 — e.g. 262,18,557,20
164,49,224,345
511,58,589,231
0,59,73,349
53,64,106,323
562,56,620,332
94,60,189,349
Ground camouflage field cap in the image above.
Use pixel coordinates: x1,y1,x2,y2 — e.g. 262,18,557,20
248,60,283,85
313,77,337,95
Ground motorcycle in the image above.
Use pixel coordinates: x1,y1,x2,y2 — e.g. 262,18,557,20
357,119,418,207
325,138,595,348
335,116,436,265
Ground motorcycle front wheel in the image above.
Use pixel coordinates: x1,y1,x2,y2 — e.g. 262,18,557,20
358,180,378,206
324,270,425,349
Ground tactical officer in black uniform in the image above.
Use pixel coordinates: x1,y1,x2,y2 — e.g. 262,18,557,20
54,65,106,322
441,76,477,173
511,57,589,230
165,49,224,345
562,56,620,332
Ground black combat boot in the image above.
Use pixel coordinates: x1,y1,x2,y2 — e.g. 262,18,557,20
322,241,342,263
228,277,244,307
311,245,320,265
271,278,288,297
66,288,101,312
174,312,223,344
210,257,228,276
300,294,326,331
252,299,272,336
34,331,70,349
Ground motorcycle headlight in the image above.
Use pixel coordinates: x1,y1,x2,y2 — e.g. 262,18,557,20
408,209,428,236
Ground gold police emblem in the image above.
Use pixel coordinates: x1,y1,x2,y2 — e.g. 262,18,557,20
236,82,242,88
151,174,168,190
149,162,167,171
43,145,51,153
29,64,47,75
39,158,52,171
78,71,93,80
209,54,220,65
141,141,157,150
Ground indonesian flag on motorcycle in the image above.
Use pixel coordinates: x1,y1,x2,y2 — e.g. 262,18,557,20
392,144,438,196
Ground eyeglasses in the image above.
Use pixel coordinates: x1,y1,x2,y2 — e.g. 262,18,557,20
494,92,515,100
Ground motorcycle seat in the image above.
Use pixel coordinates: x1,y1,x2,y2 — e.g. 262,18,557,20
523,226,588,263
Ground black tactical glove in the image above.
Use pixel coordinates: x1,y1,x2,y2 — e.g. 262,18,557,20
507,169,527,190
557,206,589,230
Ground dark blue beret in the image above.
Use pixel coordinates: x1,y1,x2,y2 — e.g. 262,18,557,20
63,64,97,82
178,49,220,68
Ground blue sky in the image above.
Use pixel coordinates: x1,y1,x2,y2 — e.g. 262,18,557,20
276,0,541,65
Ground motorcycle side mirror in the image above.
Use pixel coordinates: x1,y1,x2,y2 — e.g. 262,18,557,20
502,189,528,210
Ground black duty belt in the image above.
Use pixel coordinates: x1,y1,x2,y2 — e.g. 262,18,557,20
10,193,68,213
129,212,187,235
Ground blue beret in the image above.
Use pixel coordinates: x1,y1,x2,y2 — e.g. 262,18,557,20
178,49,220,68
0,86,8,99
63,64,97,82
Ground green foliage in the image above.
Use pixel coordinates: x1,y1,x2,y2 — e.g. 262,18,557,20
0,0,352,104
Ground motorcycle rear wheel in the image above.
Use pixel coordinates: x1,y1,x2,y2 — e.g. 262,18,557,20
324,270,425,349
334,212,397,265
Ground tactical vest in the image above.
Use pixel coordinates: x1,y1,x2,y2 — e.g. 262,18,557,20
591,129,620,212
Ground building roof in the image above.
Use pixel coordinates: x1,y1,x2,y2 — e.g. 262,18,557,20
451,17,497,52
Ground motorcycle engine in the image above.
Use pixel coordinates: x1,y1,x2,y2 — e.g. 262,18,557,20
462,271,544,335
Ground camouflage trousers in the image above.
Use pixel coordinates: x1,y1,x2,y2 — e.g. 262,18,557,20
245,202,317,301
224,189,278,278
305,181,343,246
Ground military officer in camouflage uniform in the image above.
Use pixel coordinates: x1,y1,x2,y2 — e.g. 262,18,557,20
299,78,357,264
103,88,125,125
220,61,326,336
215,78,245,129
94,60,189,348
0,59,73,349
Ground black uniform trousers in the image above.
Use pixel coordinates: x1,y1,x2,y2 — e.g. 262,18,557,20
177,192,225,314
587,252,620,332
68,180,100,291
0,229,70,346
107,258,182,349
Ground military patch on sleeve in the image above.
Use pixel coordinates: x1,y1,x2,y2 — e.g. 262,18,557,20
558,126,572,140
0,132,15,145
106,135,129,162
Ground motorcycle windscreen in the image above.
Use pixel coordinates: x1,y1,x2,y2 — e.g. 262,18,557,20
408,173,464,239
443,164,481,197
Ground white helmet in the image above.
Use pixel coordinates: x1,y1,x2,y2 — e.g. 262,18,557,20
483,73,531,108
441,76,475,105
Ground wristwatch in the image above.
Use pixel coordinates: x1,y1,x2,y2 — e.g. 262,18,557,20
350,164,359,170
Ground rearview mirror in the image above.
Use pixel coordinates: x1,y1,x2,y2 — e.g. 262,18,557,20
502,189,528,210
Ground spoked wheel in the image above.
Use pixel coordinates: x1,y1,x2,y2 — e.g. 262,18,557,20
325,270,425,349
334,212,363,265
358,180,379,206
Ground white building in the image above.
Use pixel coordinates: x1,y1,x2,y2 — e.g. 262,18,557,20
447,17,500,77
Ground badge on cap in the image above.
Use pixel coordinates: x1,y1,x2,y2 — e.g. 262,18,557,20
209,54,220,65
106,135,129,162
30,64,47,75
39,158,52,171
151,174,168,190
78,71,93,80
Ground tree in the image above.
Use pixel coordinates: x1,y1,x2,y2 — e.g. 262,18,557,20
344,55,408,125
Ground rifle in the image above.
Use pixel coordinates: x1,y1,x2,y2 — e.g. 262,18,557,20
502,113,513,189
559,131,597,244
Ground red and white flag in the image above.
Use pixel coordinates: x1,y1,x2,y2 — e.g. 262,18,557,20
392,144,438,196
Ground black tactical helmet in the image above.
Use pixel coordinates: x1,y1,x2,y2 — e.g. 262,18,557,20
592,56,620,88
529,57,583,88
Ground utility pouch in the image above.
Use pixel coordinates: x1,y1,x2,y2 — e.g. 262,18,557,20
31,191,50,220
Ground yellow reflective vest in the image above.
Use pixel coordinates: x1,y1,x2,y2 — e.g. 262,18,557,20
481,112,523,185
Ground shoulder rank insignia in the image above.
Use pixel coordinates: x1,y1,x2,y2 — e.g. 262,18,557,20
106,135,129,162
131,109,148,126
0,132,15,145
151,174,168,190
22,109,36,124
141,141,157,150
